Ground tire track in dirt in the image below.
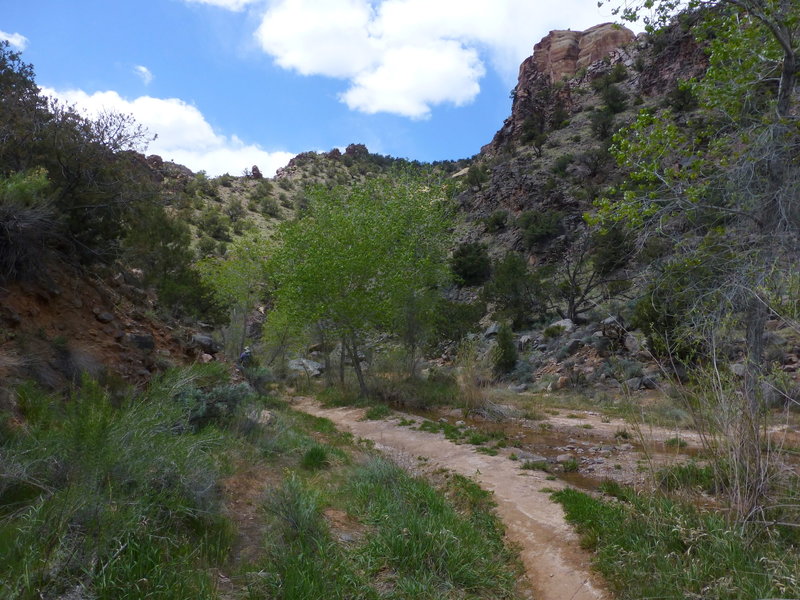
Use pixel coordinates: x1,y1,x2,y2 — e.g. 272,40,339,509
292,397,609,600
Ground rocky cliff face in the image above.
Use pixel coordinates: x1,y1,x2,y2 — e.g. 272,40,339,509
481,20,707,157
532,23,636,83
483,24,636,156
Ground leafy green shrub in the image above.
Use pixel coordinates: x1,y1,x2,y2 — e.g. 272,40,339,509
175,382,254,431
482,252,543,328
185,172,218,199
591,108,616,140
543,324,565,338
465,164,489,187
521,460,550,471
156,266,227,325
260,196,281,218
432,299,485,344
450,242,491,286
197,207,231,241
215,173,234,188
518,209,564,247
225,198,245,222
601,84,628,113
485,209,509,232
492,323,518,375
666,80,698,112
551,154,574,176
0,169,57,283
520,114,548,153
608,63,628,83
630,256,711,361
591,225,633,274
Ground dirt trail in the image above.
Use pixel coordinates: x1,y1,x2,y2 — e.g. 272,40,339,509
292,397,609,600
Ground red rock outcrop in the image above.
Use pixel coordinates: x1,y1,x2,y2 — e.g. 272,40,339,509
482,23,636,155
533,23,635,82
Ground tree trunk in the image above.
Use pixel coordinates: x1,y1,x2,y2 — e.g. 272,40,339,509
776,49,796,118
348,333,368,397
339,336,346,385
743,295,768,416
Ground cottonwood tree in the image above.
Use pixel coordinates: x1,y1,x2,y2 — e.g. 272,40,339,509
198,233,272,354
267,173,452,396
597,0,800,519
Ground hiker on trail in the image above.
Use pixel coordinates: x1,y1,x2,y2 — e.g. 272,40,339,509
239,346,252,368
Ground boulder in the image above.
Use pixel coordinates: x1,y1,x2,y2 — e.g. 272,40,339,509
641,375,660,390
484,323,501,337
288,358,323,377
247,409,273,426
94,311,114,324
623,333,640,354
125,333,154,351
518,334,535,350
517,451,548,463
192,334,222,355
549,318,575,333
623,377,642,391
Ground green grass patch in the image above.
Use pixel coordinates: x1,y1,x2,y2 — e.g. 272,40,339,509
0,368,234,599
300,444,332,470
553,482,800,599
521,460,550,472
476,446,499,456
345,457,519,598
614,428,631,440
561,458,580,473
417,419,467,442
363,403,391,420
466,431,491,445
657,461,717,493
664,436,688,449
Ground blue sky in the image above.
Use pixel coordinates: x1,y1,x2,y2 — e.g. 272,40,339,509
3,0,619,176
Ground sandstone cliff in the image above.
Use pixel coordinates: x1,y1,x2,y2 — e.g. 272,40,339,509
532,23,636,83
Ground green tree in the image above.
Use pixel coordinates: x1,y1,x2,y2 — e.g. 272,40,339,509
0,42,156,263
268,173,452,396
492,323,518,375
198,233,272,354
482,253,545,329
450,242,491,287
597,0,800,518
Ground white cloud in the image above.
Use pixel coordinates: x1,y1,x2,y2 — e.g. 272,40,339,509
256,0,377,78
184,0,260,10
342,41,484,118
253,0,613,118
133,65,154,85
41,87,294,177
0,30,29,51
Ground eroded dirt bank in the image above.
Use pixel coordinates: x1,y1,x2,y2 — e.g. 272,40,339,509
292,397,609,600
